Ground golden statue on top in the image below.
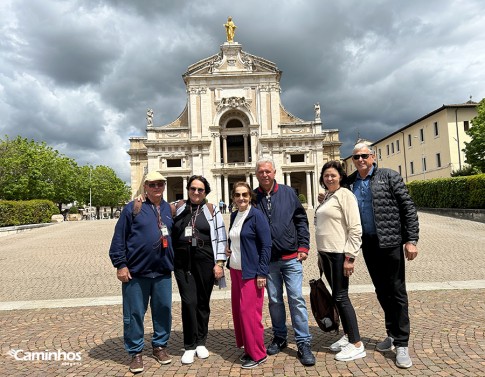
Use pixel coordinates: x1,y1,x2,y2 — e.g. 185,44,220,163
224,16,237,42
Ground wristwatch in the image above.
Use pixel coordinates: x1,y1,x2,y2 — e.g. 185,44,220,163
407,240,417,246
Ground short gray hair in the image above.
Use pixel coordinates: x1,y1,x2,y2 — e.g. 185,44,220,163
255,157,276,173
352,143,374,155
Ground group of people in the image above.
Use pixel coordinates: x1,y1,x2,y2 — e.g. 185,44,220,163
109,143,419,373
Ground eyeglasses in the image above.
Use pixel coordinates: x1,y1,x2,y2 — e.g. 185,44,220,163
189,187,205,193
352,154,371,160
234,192,249,198
147,182,165,188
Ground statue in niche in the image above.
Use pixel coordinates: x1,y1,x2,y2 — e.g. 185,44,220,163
314,103,321,120
224,17,237,42
146,108,154,126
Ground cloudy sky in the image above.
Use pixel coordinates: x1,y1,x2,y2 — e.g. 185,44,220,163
1,0,484,183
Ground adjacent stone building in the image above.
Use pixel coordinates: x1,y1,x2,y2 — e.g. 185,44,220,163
128,36,341,209
343,99,478,182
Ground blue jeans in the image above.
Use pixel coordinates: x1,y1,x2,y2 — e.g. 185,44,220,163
266,258,312,345
122,274,172,355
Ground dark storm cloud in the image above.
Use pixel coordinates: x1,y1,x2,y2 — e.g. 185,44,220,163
0,0,484,182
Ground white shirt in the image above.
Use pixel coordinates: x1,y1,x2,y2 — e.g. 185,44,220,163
228,206,251,270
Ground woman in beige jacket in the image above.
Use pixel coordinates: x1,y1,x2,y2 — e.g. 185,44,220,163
315,160,365,362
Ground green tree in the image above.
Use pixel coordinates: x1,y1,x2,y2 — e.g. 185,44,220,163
0,136,129,212
463,98,485,173
0,136,79,209
87,165,131,216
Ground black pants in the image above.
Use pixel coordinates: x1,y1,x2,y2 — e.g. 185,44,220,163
362,234,410,347
319,252,361,344
174,257,215,350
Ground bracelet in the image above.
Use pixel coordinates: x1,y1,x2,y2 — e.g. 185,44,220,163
216,261,225,267
345,256,355,263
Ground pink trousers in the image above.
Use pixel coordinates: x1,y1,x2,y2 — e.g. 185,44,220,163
230,268,266,361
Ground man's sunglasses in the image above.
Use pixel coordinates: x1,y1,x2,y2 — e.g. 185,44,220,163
352,154,371,160
147,182,165,188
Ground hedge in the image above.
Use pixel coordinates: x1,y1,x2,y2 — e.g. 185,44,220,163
407,174,485,209
0,200,59,227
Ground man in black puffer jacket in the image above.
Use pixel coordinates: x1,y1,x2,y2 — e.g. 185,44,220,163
348,143,419,370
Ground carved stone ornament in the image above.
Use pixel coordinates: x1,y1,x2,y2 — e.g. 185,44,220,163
216,96,251,111
188,87,207,95
208,53,224,73
241,53,254,71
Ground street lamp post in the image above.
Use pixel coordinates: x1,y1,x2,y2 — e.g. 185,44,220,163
89,167,93,220
455,108,462,171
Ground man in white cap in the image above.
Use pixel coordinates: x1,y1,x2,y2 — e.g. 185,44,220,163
109,171,174,373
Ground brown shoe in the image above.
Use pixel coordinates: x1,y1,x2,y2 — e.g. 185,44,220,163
153,346,172,365
129,353,144,373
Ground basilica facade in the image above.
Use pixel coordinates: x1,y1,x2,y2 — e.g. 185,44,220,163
128,38,341,209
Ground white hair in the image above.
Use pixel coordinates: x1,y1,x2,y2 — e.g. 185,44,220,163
352,143,374,155
255,157,276,173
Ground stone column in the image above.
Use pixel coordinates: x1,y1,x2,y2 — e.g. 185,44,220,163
252,174,258,189
250,131,258,162
306,171,313,209
182,176,188,192
286,172,292,187
243,134,249,163
223,174,230,207
222,136,228,165
245,173,251,185
214,174,222,204
213,133,221,167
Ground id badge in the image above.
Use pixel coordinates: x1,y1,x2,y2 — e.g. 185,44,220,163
161,225,169,237
192,238,197,247
162,237,168,248
184,227,193,237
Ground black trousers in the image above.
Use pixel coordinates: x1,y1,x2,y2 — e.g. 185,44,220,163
174,256,215,350
362,234,410,347
319,252,361,343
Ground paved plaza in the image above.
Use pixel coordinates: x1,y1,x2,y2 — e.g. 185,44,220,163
0,211,484,376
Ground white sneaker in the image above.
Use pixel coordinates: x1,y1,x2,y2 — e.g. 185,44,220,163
181,349,196,364
395,346,413,368
335,343,366,361
330,335,349,352
196,345,209,359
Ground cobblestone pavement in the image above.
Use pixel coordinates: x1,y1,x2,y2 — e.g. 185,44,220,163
1,211,484,376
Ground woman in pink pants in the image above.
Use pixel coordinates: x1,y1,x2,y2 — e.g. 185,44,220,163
226,182,272,369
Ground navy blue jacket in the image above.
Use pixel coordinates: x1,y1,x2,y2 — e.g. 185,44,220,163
227,206,272,279
255,182,310,260
109,199,174,277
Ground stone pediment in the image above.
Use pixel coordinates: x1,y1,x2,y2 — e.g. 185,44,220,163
183,43,281,78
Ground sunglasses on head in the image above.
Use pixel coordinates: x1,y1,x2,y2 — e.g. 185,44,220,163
189,187,205,193
147,182,165,188
352,154,371,160
234,192,249,198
